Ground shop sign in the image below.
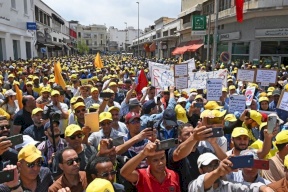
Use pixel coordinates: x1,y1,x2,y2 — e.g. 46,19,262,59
192,15,206,30
191,30,206,36
255,28,288,38
219,32,240,41
26,22,37,30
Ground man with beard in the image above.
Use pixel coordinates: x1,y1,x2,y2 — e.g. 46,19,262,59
36,87,51,109
48,148,88,192
0,116,18,169
23,108,45,141
37,120,66,167
226,127,274,159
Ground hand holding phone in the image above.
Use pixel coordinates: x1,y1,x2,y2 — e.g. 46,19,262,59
229,155,254,169
156,139,178,151
267,115,277,134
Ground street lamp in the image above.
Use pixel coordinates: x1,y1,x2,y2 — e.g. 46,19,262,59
136,1,139,58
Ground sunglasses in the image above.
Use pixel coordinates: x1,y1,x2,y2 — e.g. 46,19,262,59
100,122,111,126
76,108,86,114
65,157,81,166
99,170,117,178
0,125,10,130
26,160,43,168
130,119,140,124
69,133,84,140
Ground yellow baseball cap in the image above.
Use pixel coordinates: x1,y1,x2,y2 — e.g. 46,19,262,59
109,82,117,87
267,87,275,92
190,88,197,93
89,103,100,110
259,122,267,130
90,87,99,93
195,95,203,100
274,130,288,145
86,178,114,192
65,124,83,137
108,106,120,112
232,127,249,138
51,90,60,96
26,81,33,86
222,87,228,92
18,144,43,163
32,108,43,115
103,88,114,93
99,112,112,122
204,101,223,110
259,97,269,103
229,85,236,90
224,114,237,122
249,110,262,125
267,92,272,97
41,87,51,93
73,102,85,110
174,90,181,97
8,74,15,78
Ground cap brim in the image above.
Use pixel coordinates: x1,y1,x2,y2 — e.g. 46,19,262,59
199,158,219,168
128,116,140,123
99,118,113,123
165,120,178,127
24,154,43,163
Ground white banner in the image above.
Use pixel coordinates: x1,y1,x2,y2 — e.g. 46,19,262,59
149,61,227,92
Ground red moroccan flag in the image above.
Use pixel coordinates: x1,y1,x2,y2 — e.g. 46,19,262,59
235,0,244,22
135,69,148,94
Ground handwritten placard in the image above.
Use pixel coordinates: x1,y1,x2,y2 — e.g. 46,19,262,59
245,86,256,106
174,64,188,77
175,77,188,89
229,95,246,113
237,69,255,82
277,91,288,112
256,69,277,84
206,79,223,101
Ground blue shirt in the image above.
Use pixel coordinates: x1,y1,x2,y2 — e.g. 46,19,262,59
226,170,271,185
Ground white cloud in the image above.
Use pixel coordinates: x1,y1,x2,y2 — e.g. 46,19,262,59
42,0,180,30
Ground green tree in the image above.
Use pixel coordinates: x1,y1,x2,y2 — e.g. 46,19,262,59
77,40,89,55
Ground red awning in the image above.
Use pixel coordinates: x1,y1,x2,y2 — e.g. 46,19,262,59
187,44,204,52
172,46,189,55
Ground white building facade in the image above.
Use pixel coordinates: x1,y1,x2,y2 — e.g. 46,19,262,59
0,0,35,61
108,26,140,52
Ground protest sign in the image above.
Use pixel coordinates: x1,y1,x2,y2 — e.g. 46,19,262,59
150,62,174,93
206,79,222,101
85,112,99,132
237,69,255,82
255,69,277,85
245,86,256,106
174,63,188,89
277,91,288,112
229,95,246,113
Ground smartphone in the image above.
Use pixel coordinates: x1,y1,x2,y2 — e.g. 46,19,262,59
156,139,178,151
267,115,277,134
230,155,254,169
194,103,204,108
209,128,224,138
147,120,154,130
253,159,269,170
109,137,124,149
0,170,14,183
100,92,114,98
5,134,23,146
207,117,223,125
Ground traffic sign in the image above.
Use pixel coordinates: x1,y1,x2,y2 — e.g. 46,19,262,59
192,15,206,30
220,52,230,63
40,47,46,53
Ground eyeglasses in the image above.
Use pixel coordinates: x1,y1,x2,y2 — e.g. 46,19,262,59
76,108,86,114
26,160,43,168
130,119,140,124
100,122,111,126
69,133,84,140
202,162,219,170
0,125,10,130
99,170,117,178
64,157,81,166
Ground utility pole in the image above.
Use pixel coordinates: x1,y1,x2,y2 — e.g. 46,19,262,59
206,14,211,65
212,0,219,69
136,2,140,58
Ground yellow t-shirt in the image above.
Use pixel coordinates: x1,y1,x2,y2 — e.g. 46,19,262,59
33,86,43,95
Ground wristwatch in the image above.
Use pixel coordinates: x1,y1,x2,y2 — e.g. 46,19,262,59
8,180,21,190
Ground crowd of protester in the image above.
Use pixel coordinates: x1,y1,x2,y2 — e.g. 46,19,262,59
0,55,287,192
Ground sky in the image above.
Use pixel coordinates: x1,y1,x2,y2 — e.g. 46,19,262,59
42,0,181,30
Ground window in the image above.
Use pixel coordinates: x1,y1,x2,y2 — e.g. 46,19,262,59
78,32,81,38
13,40,20,60
94,41,97,45
24,0,28,14
170,28,177,35
35,6,39,21
44,14,47,25
39,11,43,23
261,41,288,54
25,41,31,59
100,34,103,39
86,40,89,45
182,14,191,24
59,39,62,42
219,0,231,12
11,0,16,9
53,37,57,42
47,16,50,26
232,42,250,55
101,40,103,45
163,31,168,37
203,1,214,15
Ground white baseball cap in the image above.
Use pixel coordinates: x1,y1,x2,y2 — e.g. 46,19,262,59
197,153,219,168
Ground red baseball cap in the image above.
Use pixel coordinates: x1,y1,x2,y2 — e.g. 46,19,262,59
125,112,140,124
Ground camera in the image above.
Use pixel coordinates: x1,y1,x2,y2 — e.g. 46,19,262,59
42,103,61,121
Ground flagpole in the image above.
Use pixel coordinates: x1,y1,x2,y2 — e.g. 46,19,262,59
136,2,140,58
212,0,219,70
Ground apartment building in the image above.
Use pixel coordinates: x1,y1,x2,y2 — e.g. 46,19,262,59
76,24,107,53
131,17,181,58
179,0,288,64
34,0,70,58
0,0,35,61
